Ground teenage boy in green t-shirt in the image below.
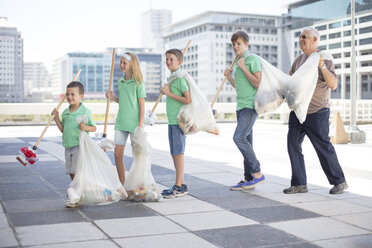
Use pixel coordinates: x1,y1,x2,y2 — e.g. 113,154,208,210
224,31,265,190
52,81,96,181
161,49,191,198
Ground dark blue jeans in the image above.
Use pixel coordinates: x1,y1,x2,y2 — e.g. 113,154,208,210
287,108,346,186
233,108,261,181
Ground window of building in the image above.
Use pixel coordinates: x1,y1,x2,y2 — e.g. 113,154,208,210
318,45,327,50
360,38,372,45
328,22,341,29
329,43,341,49
344,41,351,47
343,30,351,36
294,31,301,38
343,19,351,26
362,83,368,91
360,26,372,34
359,15,372,23
315,25,327,31
333,53,341,59
329,32,341,39
320,35,327,41
344,52,351,57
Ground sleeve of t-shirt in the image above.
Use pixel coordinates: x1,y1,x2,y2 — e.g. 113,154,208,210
136,82,147,99
246,55,262,74
177,77,190,93
86,109,96,127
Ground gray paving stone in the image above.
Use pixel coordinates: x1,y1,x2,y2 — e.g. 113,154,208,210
0,212,9,228
196,224,302,248
115,233,218,248
270,242,321,248
0,175,43,184
313,234,372,248
80,201,158,220
95,216,186,238
0,228,19,247
333,212,372,231
203,192,282,210
27,240,118,248
16,222,106,246
0,182,50,194
190,185,248,199
232,205,321,223
8,209,85,227
0,166,34,176
0,187,59,201
3,198,66,213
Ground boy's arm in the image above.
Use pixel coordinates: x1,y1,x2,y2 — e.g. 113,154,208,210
138,97,145,127
51,108,63,133
79,124,96,132
162,85,191,104
237,58,261,89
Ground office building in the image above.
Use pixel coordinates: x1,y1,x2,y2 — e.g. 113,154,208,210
0,17,23,103
141,9,172,51
163,11,282,102
24,62,51,102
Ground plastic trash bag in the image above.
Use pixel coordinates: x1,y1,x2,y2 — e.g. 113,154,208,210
67,126,127,205
170,71,218,135
124,127,161,201
255,52,323,123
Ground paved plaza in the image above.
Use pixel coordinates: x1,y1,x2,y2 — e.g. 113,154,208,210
0,122,371,248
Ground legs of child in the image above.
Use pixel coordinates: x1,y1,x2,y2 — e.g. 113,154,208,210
173,154,185,186
114,145,126,184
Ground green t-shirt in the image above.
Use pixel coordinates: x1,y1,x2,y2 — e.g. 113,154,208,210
166,74,189,125
115,77,146,133
61,103,96,148
234,50,262,111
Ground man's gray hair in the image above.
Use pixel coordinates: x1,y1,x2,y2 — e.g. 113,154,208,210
303,27,320,45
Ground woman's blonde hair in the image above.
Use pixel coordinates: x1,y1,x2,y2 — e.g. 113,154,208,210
124,52,143,84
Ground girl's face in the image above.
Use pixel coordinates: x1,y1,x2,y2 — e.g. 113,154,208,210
232,38,249,57
66,87,83,107
165,53,182,72
120,57,131,73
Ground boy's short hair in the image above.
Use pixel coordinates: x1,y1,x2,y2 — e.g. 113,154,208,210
67,81,84,95
231,31,249,43
166,49,183,62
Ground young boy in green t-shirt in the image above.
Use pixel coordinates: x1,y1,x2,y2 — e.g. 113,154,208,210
224,31,265,190
161,49,191,198
52,81,96,181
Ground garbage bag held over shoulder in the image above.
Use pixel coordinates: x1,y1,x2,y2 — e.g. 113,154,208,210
124,127,161,201
67,131,127,205
170,71,218,135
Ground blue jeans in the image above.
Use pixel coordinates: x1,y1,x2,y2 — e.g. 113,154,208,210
287,108,346,186
233,108,261,181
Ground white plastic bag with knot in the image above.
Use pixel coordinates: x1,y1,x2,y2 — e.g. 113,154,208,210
124,127,161,201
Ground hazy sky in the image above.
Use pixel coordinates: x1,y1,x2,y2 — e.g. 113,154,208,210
1,0,299,70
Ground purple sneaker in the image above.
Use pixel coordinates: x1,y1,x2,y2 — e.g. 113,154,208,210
241,175,265,190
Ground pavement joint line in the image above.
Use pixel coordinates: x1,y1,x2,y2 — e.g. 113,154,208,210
0,200,22,247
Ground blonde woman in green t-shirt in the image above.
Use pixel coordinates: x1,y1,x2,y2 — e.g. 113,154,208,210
106,52,146,184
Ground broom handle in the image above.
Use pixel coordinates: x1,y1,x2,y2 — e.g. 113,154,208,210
103,48,116,138
151,40,192,114
210,55,238,108
33,69,82,150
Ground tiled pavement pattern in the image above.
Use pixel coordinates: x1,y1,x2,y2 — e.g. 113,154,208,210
1,125,372,248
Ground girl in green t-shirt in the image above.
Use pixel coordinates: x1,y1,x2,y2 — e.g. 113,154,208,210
106,52,146,184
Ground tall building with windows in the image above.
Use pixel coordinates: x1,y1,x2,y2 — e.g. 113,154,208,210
24,62,51,102
0,17,23,103
285,0,372,99
163,11,282,103
141,9,172,51
52,48,162,101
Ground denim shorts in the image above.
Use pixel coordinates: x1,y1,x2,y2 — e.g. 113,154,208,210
65,146,79,175
168,125,186,155
114,130,132,145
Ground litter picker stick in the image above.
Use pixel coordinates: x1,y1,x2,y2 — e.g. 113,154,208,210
33,69,82,150
103,48,116,138
150,40,192,114
210,55,238,108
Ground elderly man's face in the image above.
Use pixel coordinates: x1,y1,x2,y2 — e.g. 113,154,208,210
299,31,317,55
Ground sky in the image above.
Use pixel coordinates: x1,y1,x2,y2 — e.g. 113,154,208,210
1,0,299,70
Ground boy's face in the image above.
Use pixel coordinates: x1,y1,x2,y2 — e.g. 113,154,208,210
232,38,249,57
120,57,131,74
66,87,83,106
165,53,182,72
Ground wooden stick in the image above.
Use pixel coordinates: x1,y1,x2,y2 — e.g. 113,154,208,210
150,40,192,115
103,48,116,138
210,55,238,108
33,69,82,150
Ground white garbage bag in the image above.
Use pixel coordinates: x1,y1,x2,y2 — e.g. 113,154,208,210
255,52,323,123
124,127,161,201
171,71,218,135
67,131,127,205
